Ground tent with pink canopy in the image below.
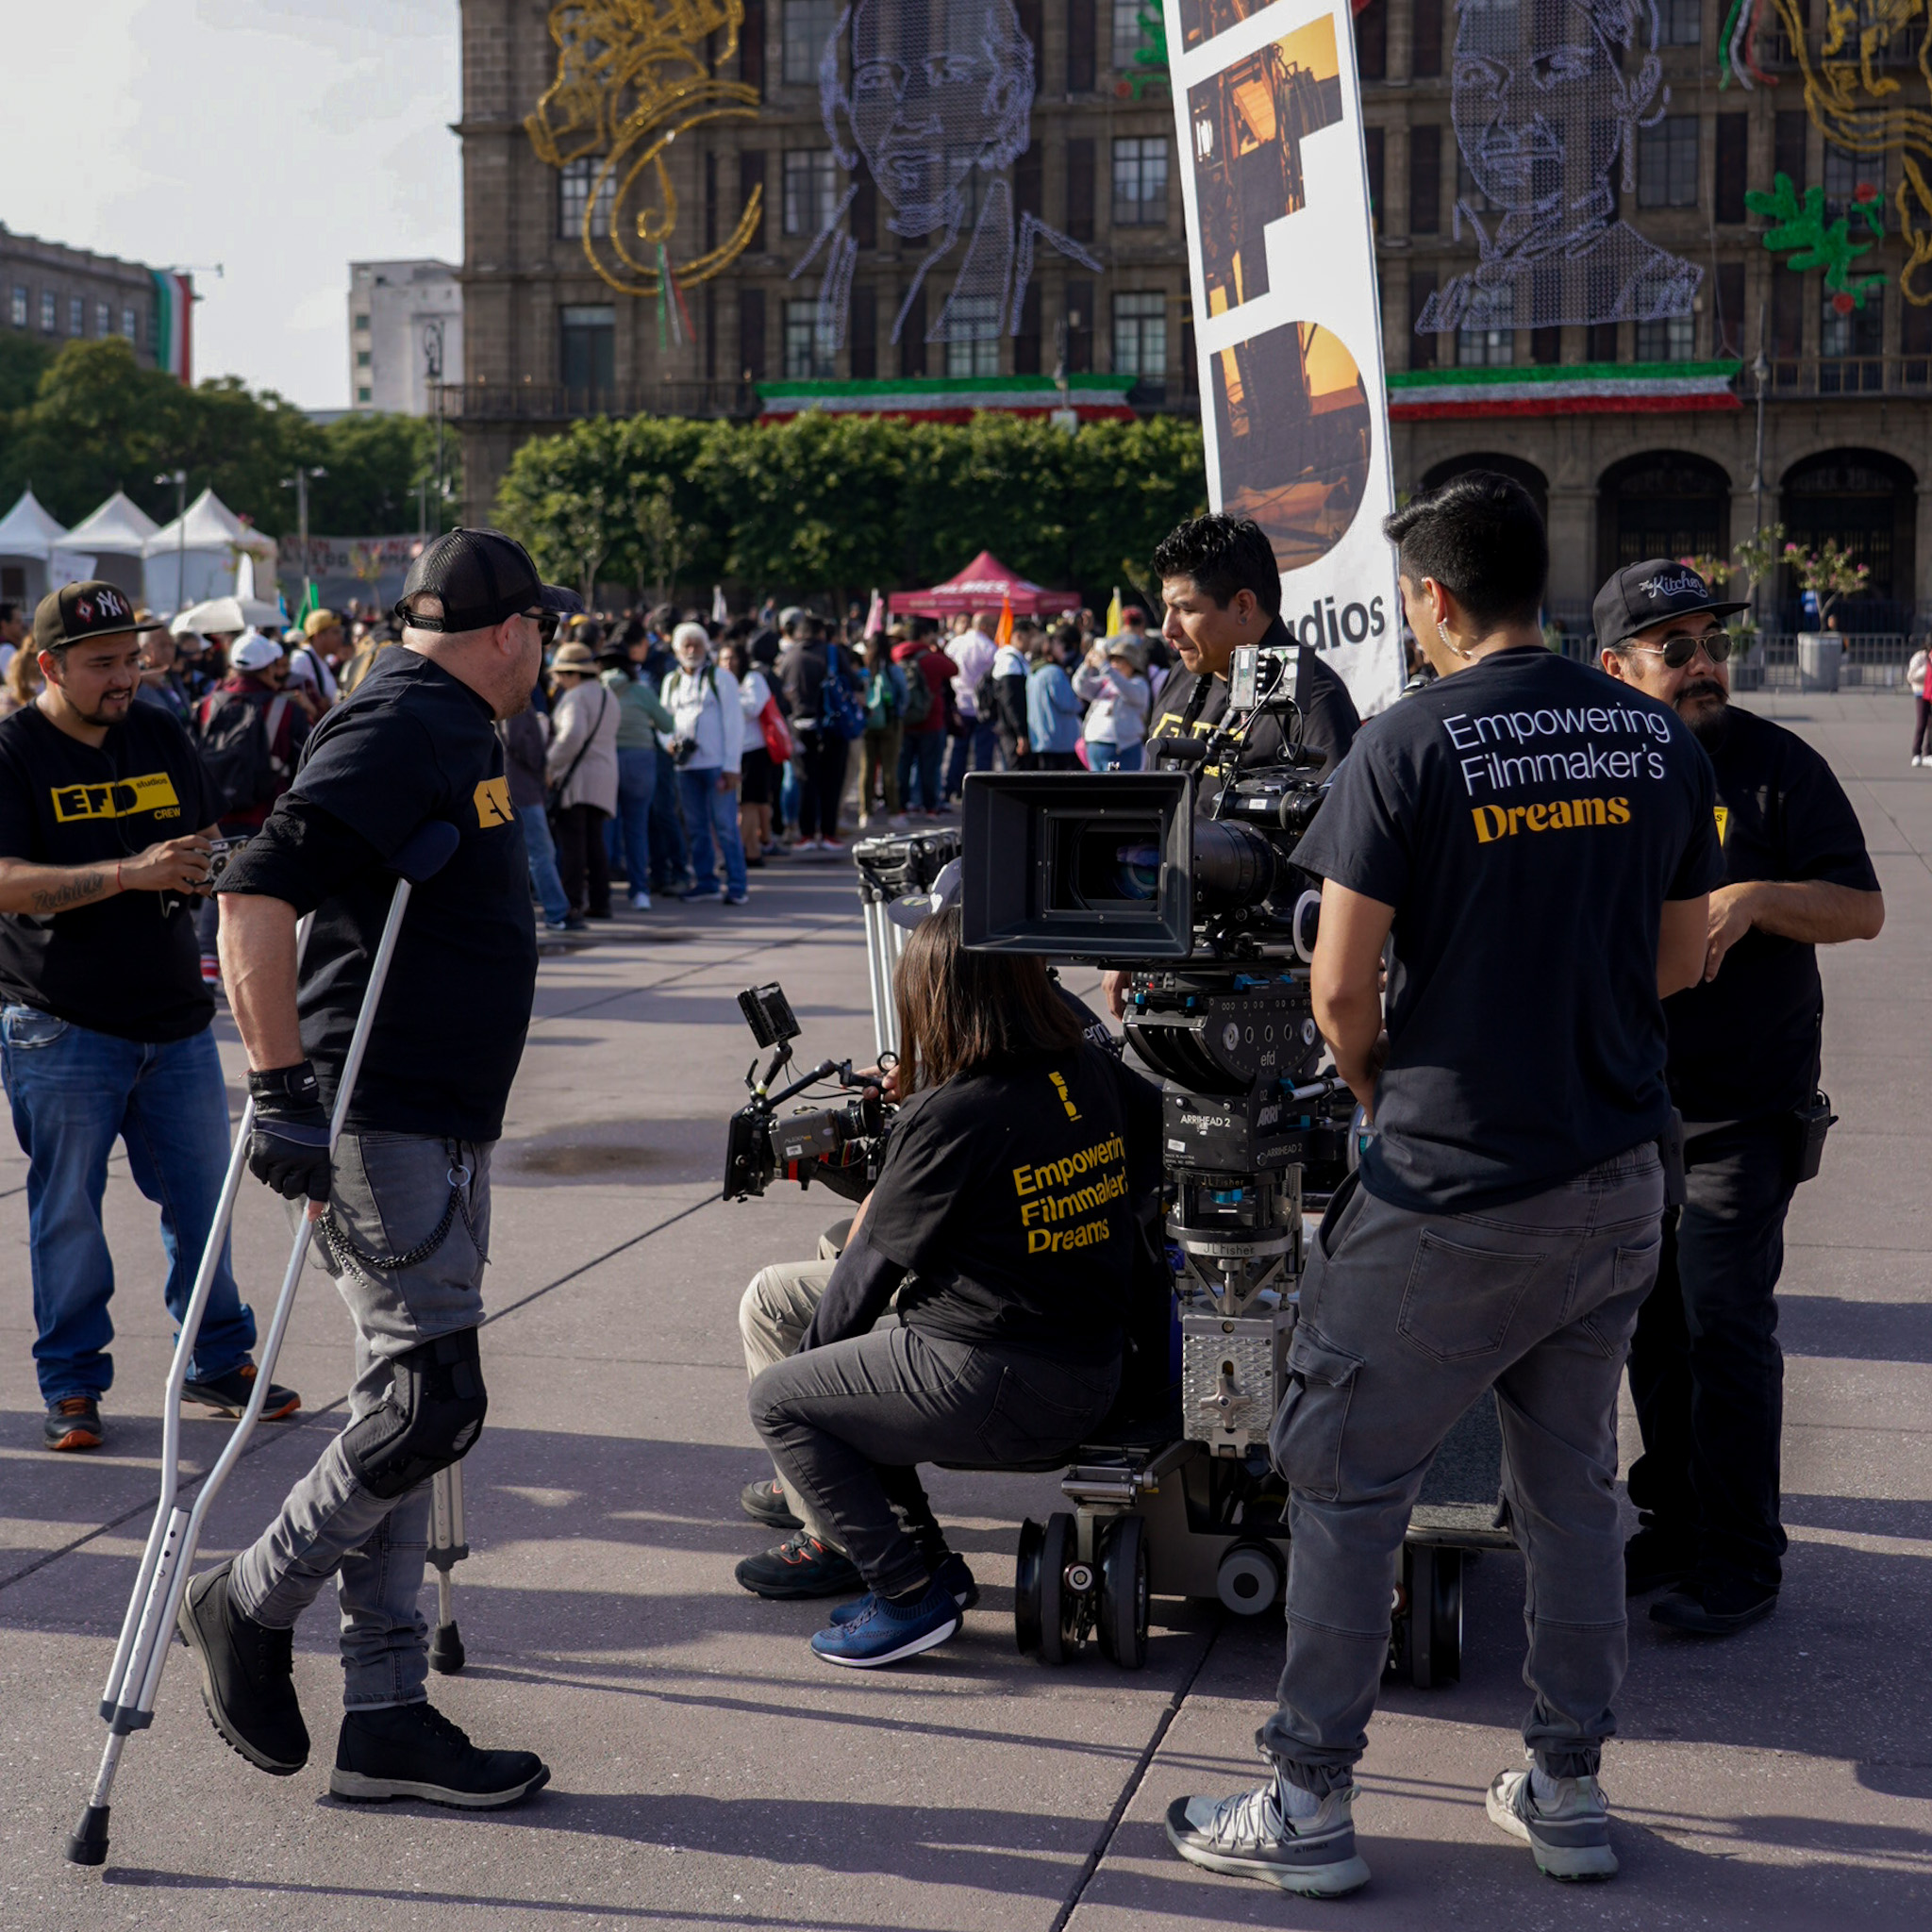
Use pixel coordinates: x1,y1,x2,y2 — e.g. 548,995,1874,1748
887,551,1081,619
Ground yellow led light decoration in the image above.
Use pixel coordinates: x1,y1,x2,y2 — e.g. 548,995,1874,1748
525,0,764,296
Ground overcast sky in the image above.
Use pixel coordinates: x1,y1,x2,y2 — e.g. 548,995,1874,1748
7,0,459,408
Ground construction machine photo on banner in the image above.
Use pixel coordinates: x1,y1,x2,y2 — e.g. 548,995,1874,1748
1166,0,1403,716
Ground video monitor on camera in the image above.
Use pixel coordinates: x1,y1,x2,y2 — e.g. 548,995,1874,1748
959,771,1196,958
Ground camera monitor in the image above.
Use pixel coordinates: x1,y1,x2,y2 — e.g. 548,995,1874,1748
960,771,1195,958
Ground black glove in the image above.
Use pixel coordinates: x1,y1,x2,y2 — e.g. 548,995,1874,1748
247,1062,333,1203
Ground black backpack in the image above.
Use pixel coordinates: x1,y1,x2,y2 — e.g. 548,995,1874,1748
196,688,292,817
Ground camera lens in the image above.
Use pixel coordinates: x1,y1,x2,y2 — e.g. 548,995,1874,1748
1112,841,1161,901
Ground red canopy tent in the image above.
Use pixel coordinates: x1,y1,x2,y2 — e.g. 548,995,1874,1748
887,551,1081,619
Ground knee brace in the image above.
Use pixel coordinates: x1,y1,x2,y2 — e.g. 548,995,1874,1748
343,1327,488,1500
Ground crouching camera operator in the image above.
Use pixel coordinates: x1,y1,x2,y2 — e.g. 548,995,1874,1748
746,908,1162,1667
1167,475,1723,1898
174,530,576,1813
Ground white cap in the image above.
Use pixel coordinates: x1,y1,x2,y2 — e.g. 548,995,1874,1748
230,629,284,672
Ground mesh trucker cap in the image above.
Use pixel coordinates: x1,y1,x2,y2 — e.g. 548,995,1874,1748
393,528,584,633
1591,558,1748,652
33,580,141,653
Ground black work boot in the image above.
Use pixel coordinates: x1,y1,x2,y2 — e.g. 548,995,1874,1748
331,1702,550,1808
175,1560,308,1774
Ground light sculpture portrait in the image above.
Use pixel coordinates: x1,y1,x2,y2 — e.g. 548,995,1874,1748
1416,0,1702,340
525,0,766,299
798,0,1104,351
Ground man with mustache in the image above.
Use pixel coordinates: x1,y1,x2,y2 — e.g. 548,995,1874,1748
1597,560,1884,1637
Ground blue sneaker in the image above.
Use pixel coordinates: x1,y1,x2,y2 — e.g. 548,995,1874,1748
810,1576,959,1668
828,1553,978,1626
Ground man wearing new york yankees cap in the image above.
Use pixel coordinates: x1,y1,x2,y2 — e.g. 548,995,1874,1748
0,581,298,1455
176,530,579,1811
1596,559,1883,1639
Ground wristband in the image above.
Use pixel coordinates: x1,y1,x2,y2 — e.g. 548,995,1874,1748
248,1061,322,1106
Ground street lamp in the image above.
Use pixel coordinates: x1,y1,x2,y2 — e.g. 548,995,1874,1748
1751,303,1770,633
282,465,327,617
154,469,188,614
422,319,448,537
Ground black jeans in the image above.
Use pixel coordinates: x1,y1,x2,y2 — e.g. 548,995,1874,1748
796,730,849,840
553,802,610,916
1914,696,1932,758
751,1321,1120,1597
1625,1116,1796,1593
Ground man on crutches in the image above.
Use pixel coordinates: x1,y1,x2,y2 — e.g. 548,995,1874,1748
176,531,576,1809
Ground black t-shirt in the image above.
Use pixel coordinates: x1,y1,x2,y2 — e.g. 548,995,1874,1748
1148,618,1361,806
218,651,538,1141
863,1042,1161,1361
1293,647,1724,1212
1664,704,1878,1123
0,702,219,1042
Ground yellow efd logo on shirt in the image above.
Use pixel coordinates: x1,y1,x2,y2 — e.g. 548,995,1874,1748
1714,805,1729,845
473,776,515,827
51,774,181,823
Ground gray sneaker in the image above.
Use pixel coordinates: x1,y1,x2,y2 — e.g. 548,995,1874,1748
1486,1762,1618,1880
1165,1775,1370,1897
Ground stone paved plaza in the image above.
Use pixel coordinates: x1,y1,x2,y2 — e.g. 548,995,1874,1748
3,691,1927,1931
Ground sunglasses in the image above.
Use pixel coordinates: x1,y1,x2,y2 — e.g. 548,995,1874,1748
391,603,561,645
1628,628,1733,670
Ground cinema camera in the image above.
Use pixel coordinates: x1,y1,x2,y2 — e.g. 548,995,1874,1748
962,642,1501,1686
721,982,895,1205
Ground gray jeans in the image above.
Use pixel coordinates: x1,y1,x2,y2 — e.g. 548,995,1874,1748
1262,1145,1664,1792
752,1321,1120,1597
231,1131,491,1709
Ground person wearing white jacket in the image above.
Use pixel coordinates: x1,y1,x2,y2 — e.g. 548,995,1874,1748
1073,636,1153,771
1908,640,1931,765
661,621,749,903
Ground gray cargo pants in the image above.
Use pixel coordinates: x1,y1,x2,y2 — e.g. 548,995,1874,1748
230,1132,491,1709
1262,1144,1664,1793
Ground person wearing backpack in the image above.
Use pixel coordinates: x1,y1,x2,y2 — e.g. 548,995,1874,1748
195,633,311,837
780,612,858,852
859,630,909,828
891,628,957,819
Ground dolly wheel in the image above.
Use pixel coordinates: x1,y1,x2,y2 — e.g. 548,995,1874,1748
1098,1516,1149,1670
1038,1512,1074,1665
1429,1546,1464,1685
1014,1518,1045,1655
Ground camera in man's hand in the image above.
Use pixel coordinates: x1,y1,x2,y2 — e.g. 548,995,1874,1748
722,982,896,1203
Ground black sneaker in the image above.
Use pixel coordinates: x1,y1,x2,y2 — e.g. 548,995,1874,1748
734,1528,861,1599
1166,1775,1370,1897
1650,1572,1777,1637
1624,1524,1696,1596
175,1560,308,1774
740,1476,802,1531
44,1396,103,1452
330,1701,550,1808
181,1362,301,1421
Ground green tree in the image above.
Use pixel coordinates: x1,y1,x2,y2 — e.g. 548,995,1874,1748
0,333,53,415
310,413,437,534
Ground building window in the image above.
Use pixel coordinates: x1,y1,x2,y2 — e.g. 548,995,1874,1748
1112,291,1167,382
1638,117,1699,208
1820,291,1882,360
944,302,1001,376
354,311,371,331
1067,137,1096,242
1715,113,1747,223
40,290,56,332
121,305,138,341
1409,125,1441,235
783,298,837,377
1356,0,1386,80
9,287,25,328
558,158,614,240
357,348,372,367
357,386,373,404
1635,315,1696,361
1112,137,1169,226
783,0,839,84
783,149,839,237
1111,0,1156,69
559,304,617,395
93,301,108,337
1774,109,1807,189
68,295,84,336
1457,290,1513,366
1412,0,1442,76
1658,0,1700,44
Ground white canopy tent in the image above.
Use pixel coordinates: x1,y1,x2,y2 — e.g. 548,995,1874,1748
62,491,160,602
0,489,93,608
143,487,278,612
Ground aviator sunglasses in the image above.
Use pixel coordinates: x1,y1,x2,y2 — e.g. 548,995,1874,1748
1627,627,1733,670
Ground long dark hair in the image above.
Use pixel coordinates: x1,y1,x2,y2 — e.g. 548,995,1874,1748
893,908,1082,1091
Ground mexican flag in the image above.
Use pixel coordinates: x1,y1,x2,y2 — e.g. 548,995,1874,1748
1387,360,1740,420
151,271,193,384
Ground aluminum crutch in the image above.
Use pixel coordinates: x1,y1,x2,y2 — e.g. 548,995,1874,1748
67,818,461,1869
425,1459,469,1674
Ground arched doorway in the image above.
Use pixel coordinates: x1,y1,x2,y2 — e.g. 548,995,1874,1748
1779,449,1917,630
1422,452,1548,526
1596,453,1732,586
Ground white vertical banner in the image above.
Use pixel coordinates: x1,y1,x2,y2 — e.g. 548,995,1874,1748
1165,0,1404,715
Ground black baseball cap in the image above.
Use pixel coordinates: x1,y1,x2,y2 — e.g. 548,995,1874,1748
393,528,583,633
1591,558,1748,652
33,579,141,653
